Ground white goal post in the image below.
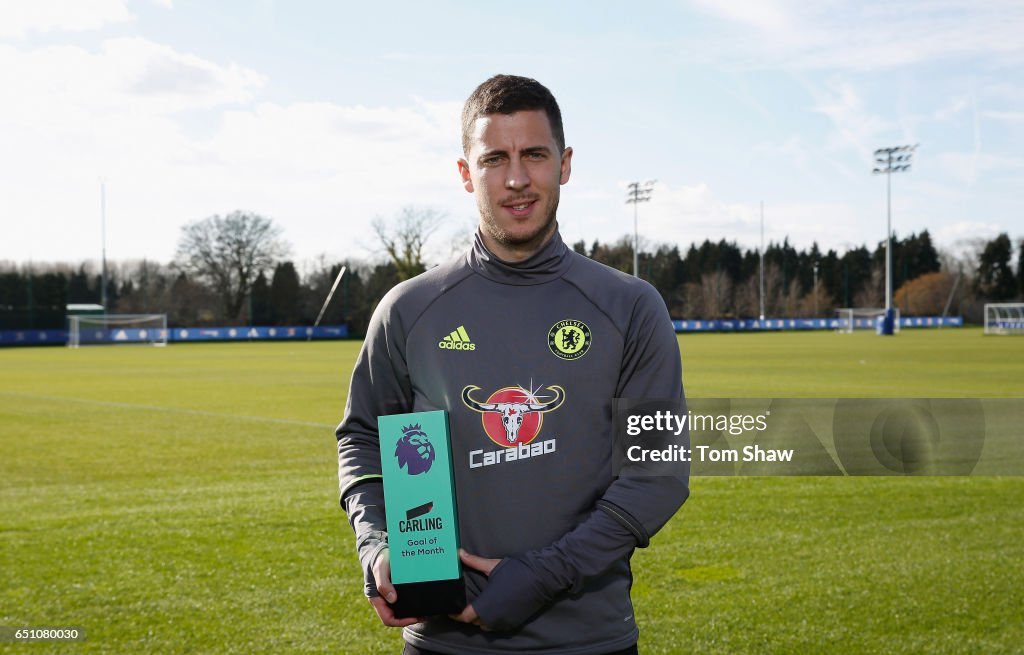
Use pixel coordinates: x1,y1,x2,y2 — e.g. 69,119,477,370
68,314,168,348
984,303,1024,335
835,308,900,334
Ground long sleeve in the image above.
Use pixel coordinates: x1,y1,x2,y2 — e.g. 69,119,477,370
343,481,389,597
336,289,415,596
472,283,689,631
599,282,689,542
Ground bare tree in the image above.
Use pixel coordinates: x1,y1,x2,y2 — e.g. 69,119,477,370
853,263,884,308
447,215,479,258
797,280,833,317
762,262,784,316
175,211,290,322
700,270,733,319
372,207,445,281
734,276,759,318
679,282,697,319
781,278,802,317
117,259,172,315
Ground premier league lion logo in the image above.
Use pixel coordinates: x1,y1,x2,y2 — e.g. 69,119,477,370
395,424,435,475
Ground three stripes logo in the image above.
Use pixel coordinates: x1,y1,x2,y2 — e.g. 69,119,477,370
438,325,476,351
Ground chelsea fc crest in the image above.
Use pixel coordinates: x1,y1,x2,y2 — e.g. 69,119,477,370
547,319,591,361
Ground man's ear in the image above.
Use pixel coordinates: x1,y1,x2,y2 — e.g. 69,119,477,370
559,147,573,185
458,159,474,193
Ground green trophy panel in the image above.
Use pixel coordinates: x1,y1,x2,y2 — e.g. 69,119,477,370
378,410,464,617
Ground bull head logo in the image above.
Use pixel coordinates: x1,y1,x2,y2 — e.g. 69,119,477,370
462,384,566,444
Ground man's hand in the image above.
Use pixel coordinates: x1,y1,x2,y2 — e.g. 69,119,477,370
449,548,501,629
368,548,424,627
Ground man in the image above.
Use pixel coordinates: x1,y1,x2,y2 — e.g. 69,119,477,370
337,74,689,654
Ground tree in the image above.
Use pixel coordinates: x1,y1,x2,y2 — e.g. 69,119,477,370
902,230,941,282
853,263,884,309
67,265,96,304
174,211,289,322
894,272,956,316
363,262,401,319
1018,238,1024,299
305,258,360,330
839,246,872,308
797,279,833,318
699,270,732,319
270,261,302,325
734,276,759,318
761,262,784,316
372,207,444,281
250,271,272,325
646,244,685,314
590,236,635,276
976,233,1015,301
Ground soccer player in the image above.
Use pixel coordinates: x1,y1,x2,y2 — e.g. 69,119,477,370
337,74,689,655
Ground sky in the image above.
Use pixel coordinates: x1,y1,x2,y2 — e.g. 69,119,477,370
1,0,1021,270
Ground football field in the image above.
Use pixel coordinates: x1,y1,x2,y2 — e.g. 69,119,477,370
1,329,1021,653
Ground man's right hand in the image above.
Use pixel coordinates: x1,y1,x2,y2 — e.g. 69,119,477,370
368,548,424,627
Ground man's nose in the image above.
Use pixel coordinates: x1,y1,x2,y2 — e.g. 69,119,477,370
505,159,531,190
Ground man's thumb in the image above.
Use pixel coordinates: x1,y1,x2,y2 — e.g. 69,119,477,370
373,552,398,603
377,577,397,604
459,549,494,576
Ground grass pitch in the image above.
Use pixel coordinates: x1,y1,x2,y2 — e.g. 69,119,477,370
1,328,1021,653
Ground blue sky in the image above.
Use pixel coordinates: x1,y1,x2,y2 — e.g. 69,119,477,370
1,0,1021,269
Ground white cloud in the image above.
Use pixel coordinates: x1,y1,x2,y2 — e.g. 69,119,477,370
0,0,134,38
600,181,862,253
686,0,1024,72
983,110,1024,123
936,221,1003,247
0,37,466,264
0,38,264,134
931,97,970,122
983,82,1024,105
811,81,892,157
690,0,793,31
2,3,1019,266
935,151,1024,186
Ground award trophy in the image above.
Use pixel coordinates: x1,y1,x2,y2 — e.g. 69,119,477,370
377,410,465,617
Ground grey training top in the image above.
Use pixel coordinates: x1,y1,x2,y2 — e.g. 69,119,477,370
337,229,689,655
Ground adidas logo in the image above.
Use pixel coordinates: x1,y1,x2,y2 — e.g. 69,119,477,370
438,325,476,351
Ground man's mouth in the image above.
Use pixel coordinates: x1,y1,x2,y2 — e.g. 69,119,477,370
503,198,537,217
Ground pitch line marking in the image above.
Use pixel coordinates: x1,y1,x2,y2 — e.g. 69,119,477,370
0,391,335,429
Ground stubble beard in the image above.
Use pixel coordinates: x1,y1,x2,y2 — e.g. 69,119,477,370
478,193,560,255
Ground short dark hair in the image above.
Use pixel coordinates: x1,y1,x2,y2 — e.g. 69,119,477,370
461,74,565,155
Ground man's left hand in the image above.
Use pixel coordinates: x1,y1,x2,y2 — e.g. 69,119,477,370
449,549,501,630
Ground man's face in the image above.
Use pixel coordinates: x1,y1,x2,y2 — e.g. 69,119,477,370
458,110,572,256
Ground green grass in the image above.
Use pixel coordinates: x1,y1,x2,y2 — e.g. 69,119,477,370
1,328,1021,653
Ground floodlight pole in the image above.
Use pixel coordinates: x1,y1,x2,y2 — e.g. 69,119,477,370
813,261,819,317
100,180,108,310
885,165,891,311
759,201,765,321
872,144,917,335
626,180,655,278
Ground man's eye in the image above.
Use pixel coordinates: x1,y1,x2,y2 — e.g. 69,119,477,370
526,152,546,160
482,156,503,166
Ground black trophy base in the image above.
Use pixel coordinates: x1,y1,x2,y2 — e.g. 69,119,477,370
389,578,465,619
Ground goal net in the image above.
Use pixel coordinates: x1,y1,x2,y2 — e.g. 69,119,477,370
68,314,168,348
984,303,1024,335
835,308,900,334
